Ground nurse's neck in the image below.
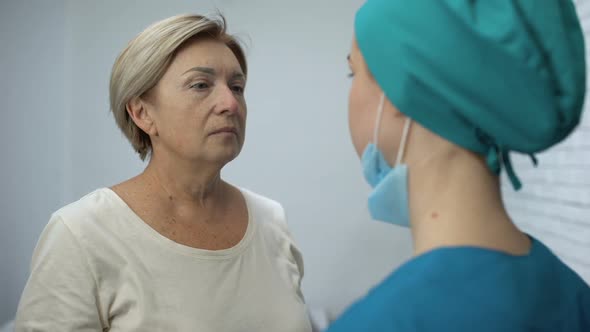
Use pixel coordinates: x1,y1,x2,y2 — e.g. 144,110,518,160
403,125,531,257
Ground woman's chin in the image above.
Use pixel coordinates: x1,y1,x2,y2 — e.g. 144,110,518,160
206,147,242,166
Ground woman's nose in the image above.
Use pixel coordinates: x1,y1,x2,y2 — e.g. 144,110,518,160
214,85,241,115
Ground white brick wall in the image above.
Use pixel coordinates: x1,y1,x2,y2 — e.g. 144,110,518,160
502,0,590,283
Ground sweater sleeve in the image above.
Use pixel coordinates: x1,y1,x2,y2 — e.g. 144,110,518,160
15,214,105,331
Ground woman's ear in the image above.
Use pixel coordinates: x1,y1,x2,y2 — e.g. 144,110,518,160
126,96,157,136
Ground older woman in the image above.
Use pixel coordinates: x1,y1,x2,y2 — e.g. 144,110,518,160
328,0,590,331
15,14,311,332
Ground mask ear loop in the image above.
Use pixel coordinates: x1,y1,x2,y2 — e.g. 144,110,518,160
373,93,386,148
395,118,412,167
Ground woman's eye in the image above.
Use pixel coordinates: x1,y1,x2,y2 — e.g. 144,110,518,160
190,82,210,90
232,85,245,94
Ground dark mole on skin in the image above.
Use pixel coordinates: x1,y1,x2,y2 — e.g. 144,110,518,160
431,212,439,219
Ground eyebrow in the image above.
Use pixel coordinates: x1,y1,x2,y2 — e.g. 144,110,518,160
182,66,245,80
183,66,215,75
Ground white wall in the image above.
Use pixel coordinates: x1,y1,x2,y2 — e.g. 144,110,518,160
0,0,67,324
2,0,590,324
213,0,415,318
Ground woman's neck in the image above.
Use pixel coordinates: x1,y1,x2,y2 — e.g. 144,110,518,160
142,151,226,209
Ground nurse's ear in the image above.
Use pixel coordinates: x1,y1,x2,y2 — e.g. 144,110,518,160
382,94,405,118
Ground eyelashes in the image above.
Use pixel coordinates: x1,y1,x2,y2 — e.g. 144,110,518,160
189,81,245,95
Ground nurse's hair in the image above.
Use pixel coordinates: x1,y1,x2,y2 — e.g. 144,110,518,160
109,14,247,160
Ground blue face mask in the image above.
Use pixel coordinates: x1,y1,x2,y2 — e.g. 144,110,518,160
361,93,412,227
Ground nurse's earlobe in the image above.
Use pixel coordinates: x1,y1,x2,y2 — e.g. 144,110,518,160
383,97,405,118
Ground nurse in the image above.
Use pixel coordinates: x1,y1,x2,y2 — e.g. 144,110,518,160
329,0,590,331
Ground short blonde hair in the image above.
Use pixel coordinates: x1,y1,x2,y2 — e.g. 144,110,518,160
109,14,247,160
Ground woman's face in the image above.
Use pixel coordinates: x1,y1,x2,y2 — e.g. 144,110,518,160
141,38,247,165
347,37,406,165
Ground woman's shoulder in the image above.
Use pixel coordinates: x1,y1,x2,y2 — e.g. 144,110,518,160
239,187,287,226
239,187,305,281
238,187,298,245
52,187,127,233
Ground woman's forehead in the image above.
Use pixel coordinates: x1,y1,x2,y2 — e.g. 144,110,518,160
171,39,243,75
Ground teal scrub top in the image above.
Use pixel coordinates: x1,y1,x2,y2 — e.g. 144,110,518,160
326,236,590,331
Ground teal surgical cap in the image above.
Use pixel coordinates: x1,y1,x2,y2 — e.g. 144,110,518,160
355,0,586,189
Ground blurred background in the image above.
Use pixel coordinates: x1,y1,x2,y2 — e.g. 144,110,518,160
1,0,589,328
